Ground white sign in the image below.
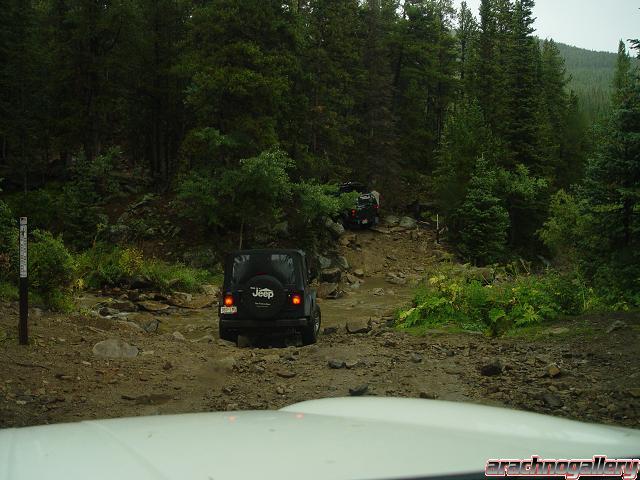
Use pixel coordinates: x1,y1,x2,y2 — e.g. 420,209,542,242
19,217,27,278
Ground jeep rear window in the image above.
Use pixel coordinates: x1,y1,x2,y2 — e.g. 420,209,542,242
231,253,296,286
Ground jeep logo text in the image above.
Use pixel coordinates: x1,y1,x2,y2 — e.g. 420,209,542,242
251,287,274,299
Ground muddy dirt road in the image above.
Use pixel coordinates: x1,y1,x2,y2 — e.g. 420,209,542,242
1,229,639,429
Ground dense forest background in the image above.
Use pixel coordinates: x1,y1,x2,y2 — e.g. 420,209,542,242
0,0,638,311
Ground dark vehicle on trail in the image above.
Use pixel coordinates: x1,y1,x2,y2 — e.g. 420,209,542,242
218,249,321,346
337,182,380,229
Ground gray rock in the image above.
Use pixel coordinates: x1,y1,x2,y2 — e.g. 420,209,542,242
398,216,417,229
606,320,627,334
372,288,385,296
317,283,340,300
480,359,503,376
201,284,220,297
115,320,144,332
217,339,236,348
171,331,186,342
384,215,400,226
143,319,161,334
318,255,332,270
328,359,346,369
543,393,563,408
138,301,170,312
194,335,215,343
386,274,407,286
345,360,360,369
92,339,139,359
213,357,237,372
98,306,119,317
346,319,371,334
254,365,265,374
320,268,342,283
323,326,338,335
349,384,369,396
334,256,350,270
277,370,296,379
111,300,138,312
354,269,365,277
325,219,345,238
410,353,423,363
419,391,438,400
547,363,562,378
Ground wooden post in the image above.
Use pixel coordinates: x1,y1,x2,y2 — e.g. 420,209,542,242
436,214,440,245
19,217,28,345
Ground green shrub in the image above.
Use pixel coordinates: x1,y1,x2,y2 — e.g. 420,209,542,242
0,200,18,282
77,244,216,293
451,158,510,265
397,266,592,335
0,282,18,302
141,260,216,293
29,230,76,311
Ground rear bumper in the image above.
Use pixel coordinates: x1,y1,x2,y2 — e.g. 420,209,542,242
220,317,310,330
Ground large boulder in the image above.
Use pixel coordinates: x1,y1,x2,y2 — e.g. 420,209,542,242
317,283,340,299
398,216,417,229
333,256,350,270
325,218,345,238
317,255,332,270
384,215,400,226
92,339,139,359
320,268,342,283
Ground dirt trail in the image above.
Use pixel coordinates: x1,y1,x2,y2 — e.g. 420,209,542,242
1,228,639,430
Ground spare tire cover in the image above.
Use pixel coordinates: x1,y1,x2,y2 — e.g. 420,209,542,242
244,275,286,319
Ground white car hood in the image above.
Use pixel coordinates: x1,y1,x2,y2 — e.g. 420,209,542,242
1,397,638,480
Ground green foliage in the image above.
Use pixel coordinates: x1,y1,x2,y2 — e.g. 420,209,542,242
0,282,18,302
57,149,122,248
0,200,17,282
538,189,583,258
397,266,591,335
28,230,76,311
294,182,359,225
77,244,216,294
452,158,510,265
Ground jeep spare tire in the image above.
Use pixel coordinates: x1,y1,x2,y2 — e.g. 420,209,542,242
244,275,286,319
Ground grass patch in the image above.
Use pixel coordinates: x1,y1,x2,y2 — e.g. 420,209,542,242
77,243,220,293
396,265,594,336
0,282,18,302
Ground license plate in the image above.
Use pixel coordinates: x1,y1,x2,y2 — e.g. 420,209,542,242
220,306,237,314
362,219,369,224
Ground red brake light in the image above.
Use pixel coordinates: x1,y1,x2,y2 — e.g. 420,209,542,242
291,294,302,306
224,295,234,307
351,209,356,217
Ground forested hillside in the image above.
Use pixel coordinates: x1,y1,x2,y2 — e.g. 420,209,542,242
0,0,639,313
556,41,639,121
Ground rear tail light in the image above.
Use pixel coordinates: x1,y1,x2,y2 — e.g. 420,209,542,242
223,294,234,307
291,294,302,306
351,209,356,217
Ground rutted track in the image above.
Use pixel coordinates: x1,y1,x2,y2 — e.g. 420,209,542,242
1,229,639,429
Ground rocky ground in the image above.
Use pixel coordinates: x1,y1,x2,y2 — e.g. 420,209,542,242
1,223,639,430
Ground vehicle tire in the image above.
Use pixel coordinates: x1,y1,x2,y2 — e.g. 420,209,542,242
219,324,237,344
244,275,286,320
301,305,321,345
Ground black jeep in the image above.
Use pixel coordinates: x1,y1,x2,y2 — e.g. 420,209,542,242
337,182,380,228
218,249,321,346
